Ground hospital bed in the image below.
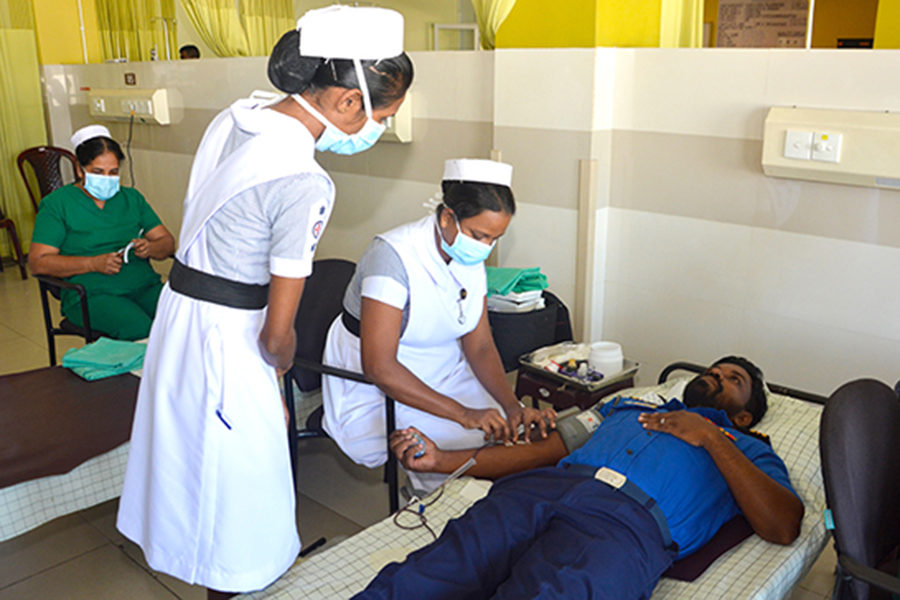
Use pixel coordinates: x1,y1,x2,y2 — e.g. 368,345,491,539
0,366,138,541
242,362,830,600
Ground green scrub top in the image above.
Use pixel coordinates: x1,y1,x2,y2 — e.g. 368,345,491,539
32,184,163,296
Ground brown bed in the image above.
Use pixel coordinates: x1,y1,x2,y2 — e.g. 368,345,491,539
0,367,138,540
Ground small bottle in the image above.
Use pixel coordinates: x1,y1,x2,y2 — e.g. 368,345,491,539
577,362,588,378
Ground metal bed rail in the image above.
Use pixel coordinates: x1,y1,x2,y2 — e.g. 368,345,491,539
658,361,828,405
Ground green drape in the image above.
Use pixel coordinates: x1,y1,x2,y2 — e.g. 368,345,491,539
180,0,293,58
471,0,517,50
96,0,178,62
0,0,46,258
660,0,703,48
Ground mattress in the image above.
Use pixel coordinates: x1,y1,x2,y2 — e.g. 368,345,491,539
242,378,829,600
0,367,138,541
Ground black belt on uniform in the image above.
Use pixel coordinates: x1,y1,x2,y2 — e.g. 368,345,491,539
564,463,678,551
341,311,361,337
169,258,269,310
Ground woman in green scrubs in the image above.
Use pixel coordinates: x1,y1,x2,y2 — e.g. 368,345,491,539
29,125,175,341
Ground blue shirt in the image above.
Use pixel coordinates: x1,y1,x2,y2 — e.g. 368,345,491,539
559,398,797,557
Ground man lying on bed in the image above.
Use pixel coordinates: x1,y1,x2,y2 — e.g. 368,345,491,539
354,356,804,600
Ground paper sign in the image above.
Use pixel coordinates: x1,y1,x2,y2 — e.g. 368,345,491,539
717,0,808,48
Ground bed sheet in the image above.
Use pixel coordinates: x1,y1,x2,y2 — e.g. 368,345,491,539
243,477,493,600
0,443,130,541
0,373,312,544
243,377,829,600
0,366,140,542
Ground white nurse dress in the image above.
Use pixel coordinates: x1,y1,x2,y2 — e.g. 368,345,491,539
117,97,334,592
322,214,507,492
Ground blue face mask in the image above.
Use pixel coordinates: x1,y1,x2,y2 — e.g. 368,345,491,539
292,58,387,155
83,173,120,201
440,215,495,266
311,113,385,155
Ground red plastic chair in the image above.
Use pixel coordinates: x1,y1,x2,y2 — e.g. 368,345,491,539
0,211,27,279
16,146,79,213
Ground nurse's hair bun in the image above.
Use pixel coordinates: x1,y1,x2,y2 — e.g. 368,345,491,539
268,27,414,108
268,29,323,95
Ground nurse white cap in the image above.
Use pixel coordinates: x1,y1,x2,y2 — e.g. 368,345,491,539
297,6,404,61
70,125,112,150
443,159,513,187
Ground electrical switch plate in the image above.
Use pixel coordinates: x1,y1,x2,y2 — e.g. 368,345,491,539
811,132,842,163
784,130,813,160
763,107,900,189
87,89,169,125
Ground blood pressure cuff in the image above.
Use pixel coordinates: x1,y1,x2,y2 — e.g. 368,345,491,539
555,407,604,454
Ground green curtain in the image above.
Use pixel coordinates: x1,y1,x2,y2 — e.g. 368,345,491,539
0,0,46,258
660,0,703,48
240,0,293,57
471,0,517,50
96,0,178,62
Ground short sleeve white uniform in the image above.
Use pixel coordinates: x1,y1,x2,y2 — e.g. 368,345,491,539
117,98,333,593
322,215,506,493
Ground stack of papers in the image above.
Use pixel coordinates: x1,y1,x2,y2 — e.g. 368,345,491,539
486,267,549,313
487,289,546,313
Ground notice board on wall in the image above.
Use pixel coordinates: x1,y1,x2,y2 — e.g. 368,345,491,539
716,0,809,48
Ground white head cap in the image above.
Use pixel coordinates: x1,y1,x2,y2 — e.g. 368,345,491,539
297,6,404,60
443,159,513,187
71,125,112,150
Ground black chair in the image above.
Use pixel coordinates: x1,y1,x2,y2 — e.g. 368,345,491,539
283,258,402,514
820,379,900,600
36,275,104,366
17,146,79,213
487,290,573,372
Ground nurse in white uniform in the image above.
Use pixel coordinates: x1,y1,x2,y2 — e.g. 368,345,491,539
323,159,555,493
116,7,413,598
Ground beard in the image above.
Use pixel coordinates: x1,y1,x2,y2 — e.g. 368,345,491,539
682,374,723,409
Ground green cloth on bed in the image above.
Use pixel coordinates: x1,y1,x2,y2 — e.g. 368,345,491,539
486,267,548,297
62,337,145,381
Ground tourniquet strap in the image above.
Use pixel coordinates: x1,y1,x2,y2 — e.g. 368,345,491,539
564,463,677,551
169,258,269,310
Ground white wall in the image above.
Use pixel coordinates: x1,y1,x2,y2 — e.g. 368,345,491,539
601,48,900,392
41,47,900,396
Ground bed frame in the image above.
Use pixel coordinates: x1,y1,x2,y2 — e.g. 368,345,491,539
0,367,139,541
242,361,832,600
657,361,827,405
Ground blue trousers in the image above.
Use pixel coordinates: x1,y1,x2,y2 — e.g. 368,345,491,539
356,468,675,600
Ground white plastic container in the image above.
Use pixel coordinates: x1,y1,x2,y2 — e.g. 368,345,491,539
589,341,623,376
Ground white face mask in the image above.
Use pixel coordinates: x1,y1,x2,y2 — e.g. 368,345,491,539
293,59,386,155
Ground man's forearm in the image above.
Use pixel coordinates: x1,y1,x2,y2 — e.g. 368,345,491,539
432,432,568,479
704,433,804,544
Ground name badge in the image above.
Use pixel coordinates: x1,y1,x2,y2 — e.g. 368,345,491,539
594,467,627,489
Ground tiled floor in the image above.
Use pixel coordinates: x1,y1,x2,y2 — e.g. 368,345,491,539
0,262,837,598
